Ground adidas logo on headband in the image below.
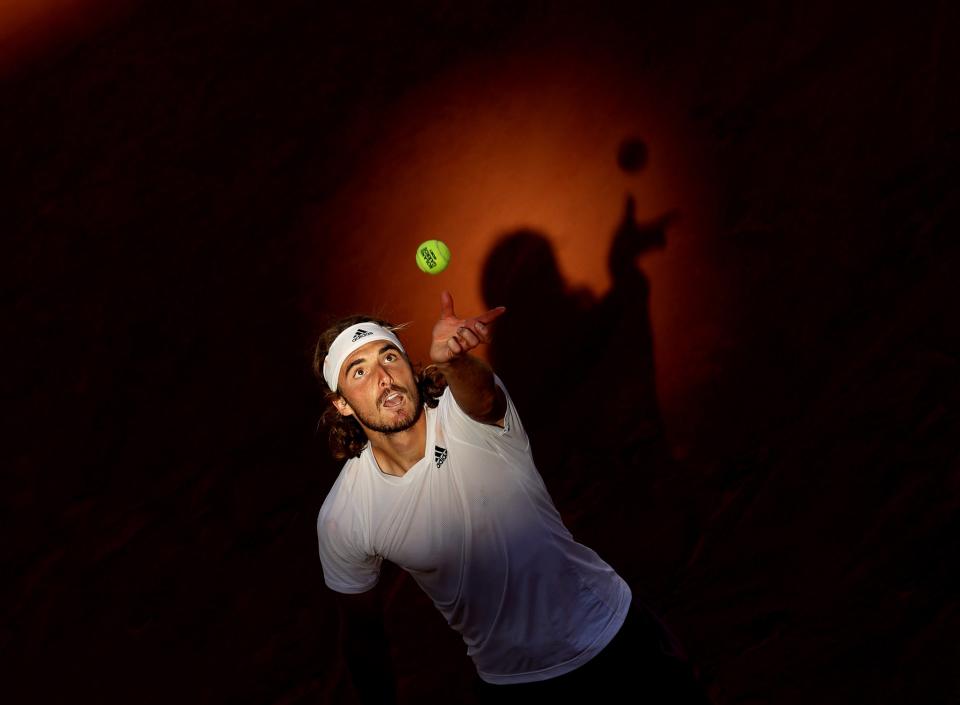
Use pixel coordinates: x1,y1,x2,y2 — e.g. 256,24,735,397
351,328,373,342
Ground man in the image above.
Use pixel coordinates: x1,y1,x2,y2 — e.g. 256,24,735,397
314,291,707,704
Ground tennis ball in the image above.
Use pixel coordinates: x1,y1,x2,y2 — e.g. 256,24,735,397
416,240,451,274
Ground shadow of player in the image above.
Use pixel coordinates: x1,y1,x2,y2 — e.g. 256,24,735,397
481,195,677,542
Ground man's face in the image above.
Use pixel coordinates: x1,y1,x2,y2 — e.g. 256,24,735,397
335,340,422,434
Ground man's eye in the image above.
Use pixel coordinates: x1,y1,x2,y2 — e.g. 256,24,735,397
353,368,365,378
385,353,397,362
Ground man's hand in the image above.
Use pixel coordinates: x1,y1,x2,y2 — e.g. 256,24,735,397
428,291,507,425
430,290,506,364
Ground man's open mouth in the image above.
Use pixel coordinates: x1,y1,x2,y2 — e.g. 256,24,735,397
381,391,403,409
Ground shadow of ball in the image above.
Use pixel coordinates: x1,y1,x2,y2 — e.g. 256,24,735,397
617,138,648,173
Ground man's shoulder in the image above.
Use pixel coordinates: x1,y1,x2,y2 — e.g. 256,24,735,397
435,375,509,414
318,452,370,522
436,375,513,424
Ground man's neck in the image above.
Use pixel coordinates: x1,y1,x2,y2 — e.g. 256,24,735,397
368,412,427,477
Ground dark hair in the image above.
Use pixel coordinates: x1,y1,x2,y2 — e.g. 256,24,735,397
312,315,446,460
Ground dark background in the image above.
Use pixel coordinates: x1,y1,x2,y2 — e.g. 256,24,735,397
4,2,959,703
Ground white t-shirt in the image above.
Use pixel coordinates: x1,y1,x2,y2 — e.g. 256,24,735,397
317,378,632,684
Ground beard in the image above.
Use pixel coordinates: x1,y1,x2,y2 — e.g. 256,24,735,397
350,384,424,435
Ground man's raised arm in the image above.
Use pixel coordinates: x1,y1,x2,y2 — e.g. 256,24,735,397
429,291,507,426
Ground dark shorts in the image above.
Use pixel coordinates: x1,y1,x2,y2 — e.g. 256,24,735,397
473,601,712,704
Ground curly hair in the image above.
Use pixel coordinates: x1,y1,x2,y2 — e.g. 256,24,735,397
312,315,447,460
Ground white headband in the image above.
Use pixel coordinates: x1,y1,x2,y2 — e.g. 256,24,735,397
322,322,406,392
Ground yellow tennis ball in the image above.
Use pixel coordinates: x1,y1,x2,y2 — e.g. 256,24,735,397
416,239,451,274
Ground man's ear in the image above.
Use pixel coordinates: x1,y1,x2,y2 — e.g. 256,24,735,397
332,394,354,418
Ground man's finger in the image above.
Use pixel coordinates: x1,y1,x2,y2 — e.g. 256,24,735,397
440,290,457,320
476,306,506,325
472,320,491,343
457,326,480,348
447,336,463,356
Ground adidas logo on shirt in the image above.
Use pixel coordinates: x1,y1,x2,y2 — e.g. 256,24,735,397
351,328,373,342
434,446,448,468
